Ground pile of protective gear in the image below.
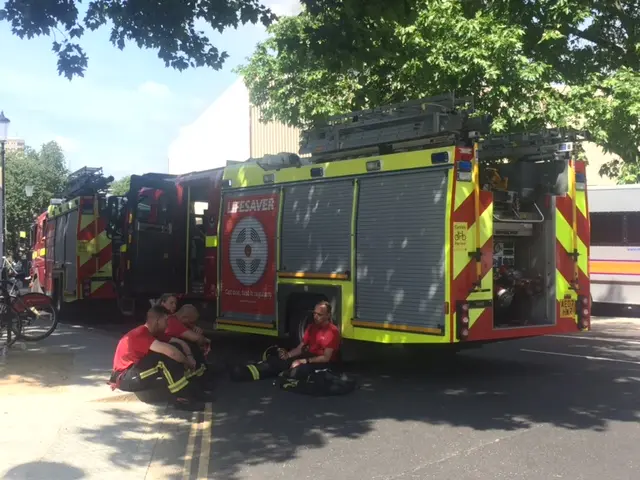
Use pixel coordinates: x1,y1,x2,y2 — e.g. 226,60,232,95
229,345,357,396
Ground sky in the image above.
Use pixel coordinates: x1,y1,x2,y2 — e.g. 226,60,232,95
0,0,301,182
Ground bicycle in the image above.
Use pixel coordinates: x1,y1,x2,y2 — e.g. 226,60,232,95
1,256,25,298
0,279,59,349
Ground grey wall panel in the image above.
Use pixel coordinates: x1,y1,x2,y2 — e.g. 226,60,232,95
355,169,449,330
280,180,353,275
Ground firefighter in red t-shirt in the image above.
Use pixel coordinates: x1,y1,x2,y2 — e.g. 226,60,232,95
165,304,212,377
279,300,341,375
109,305,206,411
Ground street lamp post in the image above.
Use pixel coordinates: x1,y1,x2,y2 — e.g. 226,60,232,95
0,111,10,277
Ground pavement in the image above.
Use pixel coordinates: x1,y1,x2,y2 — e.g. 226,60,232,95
1,316,640,480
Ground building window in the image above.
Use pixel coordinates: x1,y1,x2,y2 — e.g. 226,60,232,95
590,212,624,246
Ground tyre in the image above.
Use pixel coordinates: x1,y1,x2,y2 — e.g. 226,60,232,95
14,292,59,342
288,308,313,344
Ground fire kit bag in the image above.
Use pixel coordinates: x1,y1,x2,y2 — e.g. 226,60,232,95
274,368,357,397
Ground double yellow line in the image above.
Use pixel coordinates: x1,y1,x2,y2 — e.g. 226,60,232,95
182,402,214,479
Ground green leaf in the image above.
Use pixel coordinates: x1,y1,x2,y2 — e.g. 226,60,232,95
4,141,69,256
1,0,279,78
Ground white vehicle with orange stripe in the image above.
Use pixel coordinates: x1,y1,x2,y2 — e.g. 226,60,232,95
208,93,592,348
589,184,640,307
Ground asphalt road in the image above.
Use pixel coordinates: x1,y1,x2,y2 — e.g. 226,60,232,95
140,317,640,480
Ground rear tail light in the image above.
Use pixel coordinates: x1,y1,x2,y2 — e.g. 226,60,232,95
577,294,590,330
456,301,471,340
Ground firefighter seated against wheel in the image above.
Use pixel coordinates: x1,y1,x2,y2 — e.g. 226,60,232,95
230,300,341,382
278,301,341,376
108,305,209,411
164,304,213,383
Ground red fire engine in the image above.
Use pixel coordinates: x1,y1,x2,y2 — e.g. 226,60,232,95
104,168,225,315
29,167,119,314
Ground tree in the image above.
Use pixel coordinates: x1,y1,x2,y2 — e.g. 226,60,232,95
239,1,569,130
0,0,403,80
0,0,277,79
460,0,640,180
110,175,131,196
238,0,639,181
4,142,68,256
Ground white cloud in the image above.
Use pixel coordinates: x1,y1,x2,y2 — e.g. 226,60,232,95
54,135,80,154
137,81,171,98
264,0,302,16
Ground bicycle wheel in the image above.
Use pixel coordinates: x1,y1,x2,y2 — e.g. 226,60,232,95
12,292,58,342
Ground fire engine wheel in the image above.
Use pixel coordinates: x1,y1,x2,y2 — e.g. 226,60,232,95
289,309,313,344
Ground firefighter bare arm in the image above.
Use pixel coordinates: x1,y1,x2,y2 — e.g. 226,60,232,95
149,340,190,365
296,348,334,366
179,328,210,347
280,341,305,359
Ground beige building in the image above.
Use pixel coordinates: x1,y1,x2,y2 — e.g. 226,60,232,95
582,142,619,186
167,79,303,175
4,138,25,153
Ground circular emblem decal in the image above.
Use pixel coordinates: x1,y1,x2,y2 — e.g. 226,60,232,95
229,216,268,286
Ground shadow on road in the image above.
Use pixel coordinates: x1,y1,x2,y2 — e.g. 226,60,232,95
5,317,639,480
75,404,194,475
203,339,640,479
5,461,84,479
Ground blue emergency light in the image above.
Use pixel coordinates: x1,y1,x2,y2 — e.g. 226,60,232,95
457,160,472,172
575,173,586,183
431,151,450,164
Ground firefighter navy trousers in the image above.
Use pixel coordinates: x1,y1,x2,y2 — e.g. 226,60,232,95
111,343,206,396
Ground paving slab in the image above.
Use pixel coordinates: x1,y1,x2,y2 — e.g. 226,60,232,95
0,324,191,480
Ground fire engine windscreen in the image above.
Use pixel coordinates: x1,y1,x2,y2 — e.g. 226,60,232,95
482,160,561,328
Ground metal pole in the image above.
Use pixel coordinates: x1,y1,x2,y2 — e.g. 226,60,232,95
1,140,5,281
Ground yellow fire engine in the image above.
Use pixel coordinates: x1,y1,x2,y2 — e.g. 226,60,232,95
213,93,591,348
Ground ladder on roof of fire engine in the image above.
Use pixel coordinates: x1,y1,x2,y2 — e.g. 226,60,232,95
476,128,590,163
63,166,114,199
299,92,492,162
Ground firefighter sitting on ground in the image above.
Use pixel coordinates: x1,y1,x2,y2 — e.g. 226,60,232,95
157,294,212,360
157,293,204,334
278,300,341,374
232,300,341,382
108,305,209,411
